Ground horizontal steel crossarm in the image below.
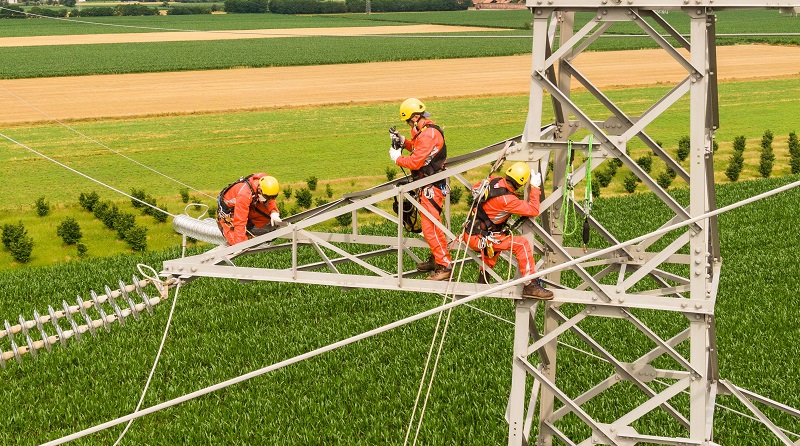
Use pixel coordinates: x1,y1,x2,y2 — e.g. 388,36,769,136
165,151,501,270
531,72,694,223
616,376,692,426
300,231,429,249
719,380,799,445
561,61,690,183
620,230,692,291
160,264,518,298
629,8,700,74
517,356,621,445
549,307,691,428
299,230,389,277
295,247,395,273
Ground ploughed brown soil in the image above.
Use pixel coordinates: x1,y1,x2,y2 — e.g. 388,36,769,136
0,40,798,124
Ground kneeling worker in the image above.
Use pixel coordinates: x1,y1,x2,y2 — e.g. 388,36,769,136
462,162,553,300
217,173,283,245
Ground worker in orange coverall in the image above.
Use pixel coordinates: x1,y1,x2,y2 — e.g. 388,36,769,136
462,162,553,300
389,98,453,281
216,173,282,245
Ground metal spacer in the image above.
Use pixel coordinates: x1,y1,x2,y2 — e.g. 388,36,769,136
61,301,80,344
33,310,51,354
4,320,22,365
90,290,111,333
119,279,140,322
133,276,154,316
18,315,36,360
51,305,69,347
105,285,125,327
76,296,96,338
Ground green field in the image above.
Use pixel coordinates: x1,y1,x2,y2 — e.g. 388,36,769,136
2,77,798,268
0,175,797,445
1,10,797,79
1,8,799,444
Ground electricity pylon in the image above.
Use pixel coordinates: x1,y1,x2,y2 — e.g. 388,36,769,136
164,2,800,444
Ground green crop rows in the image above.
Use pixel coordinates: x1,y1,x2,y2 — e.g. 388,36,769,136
0,175,797,445
1,10,798,79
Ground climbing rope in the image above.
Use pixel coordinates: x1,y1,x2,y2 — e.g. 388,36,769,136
560,140,578,236
582,135,594,252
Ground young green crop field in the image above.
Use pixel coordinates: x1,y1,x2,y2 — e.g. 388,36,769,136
1,10,797,79
1,77,798,269
0,174,797,445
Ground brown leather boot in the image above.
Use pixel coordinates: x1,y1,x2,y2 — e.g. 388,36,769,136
427,265,452,281
477,269,490,284
416,255,436,272
521,280,553,300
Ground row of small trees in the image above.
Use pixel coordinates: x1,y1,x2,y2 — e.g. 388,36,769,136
726,130,799,181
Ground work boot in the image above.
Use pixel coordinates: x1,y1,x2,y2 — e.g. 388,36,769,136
416,255,436,272
521,280,554,300
477,269,490,285
427,265,452,281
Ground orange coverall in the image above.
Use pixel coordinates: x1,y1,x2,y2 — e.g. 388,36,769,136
395,118,452,268
217,173,278,245
463,177,541,278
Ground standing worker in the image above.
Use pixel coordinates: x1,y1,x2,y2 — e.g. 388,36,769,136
389,98,452,281
462,162,553,300
217,173,283,245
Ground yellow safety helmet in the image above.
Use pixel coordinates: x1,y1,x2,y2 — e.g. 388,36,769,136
399,98,426,121
259,175,280,198
505,162,531,187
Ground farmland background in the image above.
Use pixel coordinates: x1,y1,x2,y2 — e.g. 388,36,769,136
1,6,799,446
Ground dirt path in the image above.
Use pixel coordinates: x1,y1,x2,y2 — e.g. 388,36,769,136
0,24,500,47
1,44,798,125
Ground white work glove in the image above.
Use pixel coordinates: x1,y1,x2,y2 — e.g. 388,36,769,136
270,212,282,226
530,172,542,188
389,147,402,163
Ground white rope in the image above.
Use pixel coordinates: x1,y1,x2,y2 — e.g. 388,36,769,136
402,293,448,446
0,84,214,200
0,132,176,218
41,174,800,446
113,281,181,446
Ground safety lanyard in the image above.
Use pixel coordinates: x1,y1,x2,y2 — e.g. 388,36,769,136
560,140,578,236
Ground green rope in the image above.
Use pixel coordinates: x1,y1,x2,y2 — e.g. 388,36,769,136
560,140,578,235
584,134,594,214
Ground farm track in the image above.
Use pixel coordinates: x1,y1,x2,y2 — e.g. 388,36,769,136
0,42,798,124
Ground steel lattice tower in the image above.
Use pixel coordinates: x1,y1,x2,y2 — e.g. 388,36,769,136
164,2,800,444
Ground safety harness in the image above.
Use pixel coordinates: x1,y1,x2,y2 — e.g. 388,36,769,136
216,173,272,231
465,177,517,236
411,124,447,180
393,124,448,233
